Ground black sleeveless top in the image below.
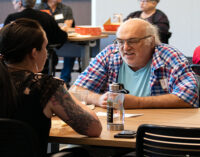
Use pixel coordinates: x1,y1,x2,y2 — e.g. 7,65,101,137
9,70,64,156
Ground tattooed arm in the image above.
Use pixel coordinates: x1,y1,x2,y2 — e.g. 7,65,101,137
43,84,102,137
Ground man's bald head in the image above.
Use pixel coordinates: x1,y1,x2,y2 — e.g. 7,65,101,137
117,18,160,45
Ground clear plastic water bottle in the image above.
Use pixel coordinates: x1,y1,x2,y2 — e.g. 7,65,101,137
107,83,125,131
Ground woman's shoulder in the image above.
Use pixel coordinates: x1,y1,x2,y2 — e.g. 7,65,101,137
155,9,168,18
124,11,141,21
33,73,64,86
11,71,63,89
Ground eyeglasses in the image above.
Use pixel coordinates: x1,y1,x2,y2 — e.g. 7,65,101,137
12,0,20,3
138,0,155,3
114,35,152,47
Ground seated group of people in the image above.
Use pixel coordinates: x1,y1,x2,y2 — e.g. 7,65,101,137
5,0,76,87
0,0,199,156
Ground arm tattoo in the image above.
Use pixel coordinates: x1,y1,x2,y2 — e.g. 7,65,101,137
51,86,98,135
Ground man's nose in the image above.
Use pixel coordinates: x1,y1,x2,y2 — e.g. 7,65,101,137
123,41,131,50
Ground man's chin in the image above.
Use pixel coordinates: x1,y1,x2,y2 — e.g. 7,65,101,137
124,60,135,67
124,55,136,62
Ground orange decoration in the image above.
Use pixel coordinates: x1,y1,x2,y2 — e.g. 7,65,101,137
75,26,102,36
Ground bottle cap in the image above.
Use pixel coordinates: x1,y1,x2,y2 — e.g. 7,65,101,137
109,83,120,92
109,83,129,94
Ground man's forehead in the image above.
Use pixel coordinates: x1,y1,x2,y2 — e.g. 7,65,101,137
117,21,146,38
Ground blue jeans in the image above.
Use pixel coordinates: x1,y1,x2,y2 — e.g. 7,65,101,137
61,57,75,83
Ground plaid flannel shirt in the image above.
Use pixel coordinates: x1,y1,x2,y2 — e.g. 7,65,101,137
74,44,199,107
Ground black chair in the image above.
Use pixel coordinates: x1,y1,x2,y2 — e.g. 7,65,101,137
0,118,74,157
186,56,193,65
0,118,39,157
47,44,60,75
190,64,200,76
190,64,200,106
136,124,200,157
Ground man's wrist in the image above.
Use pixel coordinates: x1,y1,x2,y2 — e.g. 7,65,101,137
90,93,101,106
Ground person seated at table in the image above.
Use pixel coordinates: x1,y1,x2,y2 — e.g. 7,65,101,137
0,18,102,157
4,0,67,74
193,45,200,64
35,0,76,87
124,0,171,44
70,18,199,109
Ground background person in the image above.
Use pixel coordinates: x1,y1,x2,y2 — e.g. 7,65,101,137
35,0,75,87
0,18,102,156
124,0,171,44
193,45,200,64
4,0,67,74
70,18,198,109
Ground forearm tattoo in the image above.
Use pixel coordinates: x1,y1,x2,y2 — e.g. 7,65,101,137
51,86,99,135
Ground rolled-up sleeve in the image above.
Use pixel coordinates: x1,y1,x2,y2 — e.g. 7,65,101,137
170,64,199,107
74,47,109,93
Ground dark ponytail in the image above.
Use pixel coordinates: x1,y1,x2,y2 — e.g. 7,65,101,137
0,60,17,118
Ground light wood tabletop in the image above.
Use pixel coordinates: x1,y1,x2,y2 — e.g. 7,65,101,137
66,28,108,41
49,107,200,148
68,33,108,42
102,30,116,35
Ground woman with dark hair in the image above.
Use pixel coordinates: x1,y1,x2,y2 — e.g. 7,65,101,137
0,18,102,157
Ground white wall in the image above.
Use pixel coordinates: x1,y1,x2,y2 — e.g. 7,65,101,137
92,0,200,56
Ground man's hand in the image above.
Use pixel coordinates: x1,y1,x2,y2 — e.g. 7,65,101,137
97,92,109,108
70,85,110,109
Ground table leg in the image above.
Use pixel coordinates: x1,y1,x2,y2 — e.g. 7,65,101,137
81,43,90,71
47,143,60,153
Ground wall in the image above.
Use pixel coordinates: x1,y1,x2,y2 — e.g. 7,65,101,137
92,0,200,56
63,0,91,25
0,0,15,24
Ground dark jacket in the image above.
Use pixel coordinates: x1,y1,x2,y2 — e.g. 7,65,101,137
4,8,67,47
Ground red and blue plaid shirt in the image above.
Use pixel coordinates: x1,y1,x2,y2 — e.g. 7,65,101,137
75,44,199,107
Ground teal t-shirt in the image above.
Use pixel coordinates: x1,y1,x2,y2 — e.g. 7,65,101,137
117,60,152,97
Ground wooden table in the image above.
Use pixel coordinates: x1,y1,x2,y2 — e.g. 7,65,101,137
102,30,116,35
55,33,108,71
49,107,200,149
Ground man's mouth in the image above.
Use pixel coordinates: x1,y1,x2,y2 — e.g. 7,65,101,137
124,52,135,56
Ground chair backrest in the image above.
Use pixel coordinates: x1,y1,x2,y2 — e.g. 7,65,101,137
186,56,193,65
190,64,200,106
190,64,200,76
136,124,200,157
0,118,39,157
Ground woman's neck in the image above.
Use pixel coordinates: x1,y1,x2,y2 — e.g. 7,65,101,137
141,9,156,19
6,62,35,73
47,1,57,12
